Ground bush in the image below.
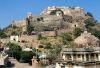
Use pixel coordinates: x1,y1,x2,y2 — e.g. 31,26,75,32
86,12,93,17
61,33,73,41
27,24,34,35
0,28,7,38
20,51,35,63
87,27,100,39
11,31,18,35
7,42,22,60
47,45,62,63
44,43,52,49
85,18,96,28
93,30,100,39
39,45,44,48
73,28,83,38
60,33,73,45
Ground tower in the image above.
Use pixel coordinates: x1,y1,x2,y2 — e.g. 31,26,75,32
27,12,33,19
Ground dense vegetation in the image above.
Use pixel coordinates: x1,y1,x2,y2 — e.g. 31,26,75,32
0,28,7,38
73,28,83,38
6,42,37,65
7,42,22,60
27,23,34,35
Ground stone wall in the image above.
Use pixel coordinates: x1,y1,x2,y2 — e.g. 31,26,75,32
41,6,84,16
12,20,27,28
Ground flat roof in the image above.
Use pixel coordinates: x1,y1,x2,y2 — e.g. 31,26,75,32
62,47,100,54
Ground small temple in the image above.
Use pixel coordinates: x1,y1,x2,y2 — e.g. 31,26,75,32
56,31,100,68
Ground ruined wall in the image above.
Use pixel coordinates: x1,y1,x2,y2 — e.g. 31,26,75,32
11,6,91,34
41,6,84,16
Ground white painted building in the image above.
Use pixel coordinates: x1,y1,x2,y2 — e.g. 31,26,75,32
0,52,9,67
10,35,19,42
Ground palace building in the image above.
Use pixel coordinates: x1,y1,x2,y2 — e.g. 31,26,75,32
56,31,100,68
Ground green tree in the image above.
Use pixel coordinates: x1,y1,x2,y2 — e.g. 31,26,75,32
12,25,17,29
93,30,100,39
73,28,83,38
87,27,100,39
7,42,22,60
39,45,44,48
44,43,52,49
61,33,72,41
60,33,73,45
0,28,7,38
27,24,34,35
85,18,96,29
20,51,35,63
47,50,56,63
47,45,61,63
11,31,18,35
86,12,93,17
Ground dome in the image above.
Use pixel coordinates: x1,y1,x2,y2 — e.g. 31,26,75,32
74,31,99,47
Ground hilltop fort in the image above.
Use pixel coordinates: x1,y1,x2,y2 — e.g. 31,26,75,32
11,6,93,35
1,6,100,68
41,6,84,16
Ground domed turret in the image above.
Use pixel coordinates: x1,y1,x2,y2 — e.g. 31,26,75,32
74,31,99,47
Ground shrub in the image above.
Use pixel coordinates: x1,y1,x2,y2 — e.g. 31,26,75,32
0,28,7,38
73,28,83,38
39,45,44,48
60,33,73,45
61,33,73,41
44,43,52,49
7,42,22,60
20,51,34,63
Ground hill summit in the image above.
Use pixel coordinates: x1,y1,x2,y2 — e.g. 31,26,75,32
11,6,94,33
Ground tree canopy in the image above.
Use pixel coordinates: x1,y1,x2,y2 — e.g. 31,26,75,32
60,33,73,45
27,24,34,35
0,28,7,38
7,42,22,60
20,51,35,63
86,12,93,17
85,18,96,29
73,28,83,38
11,31,18,35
